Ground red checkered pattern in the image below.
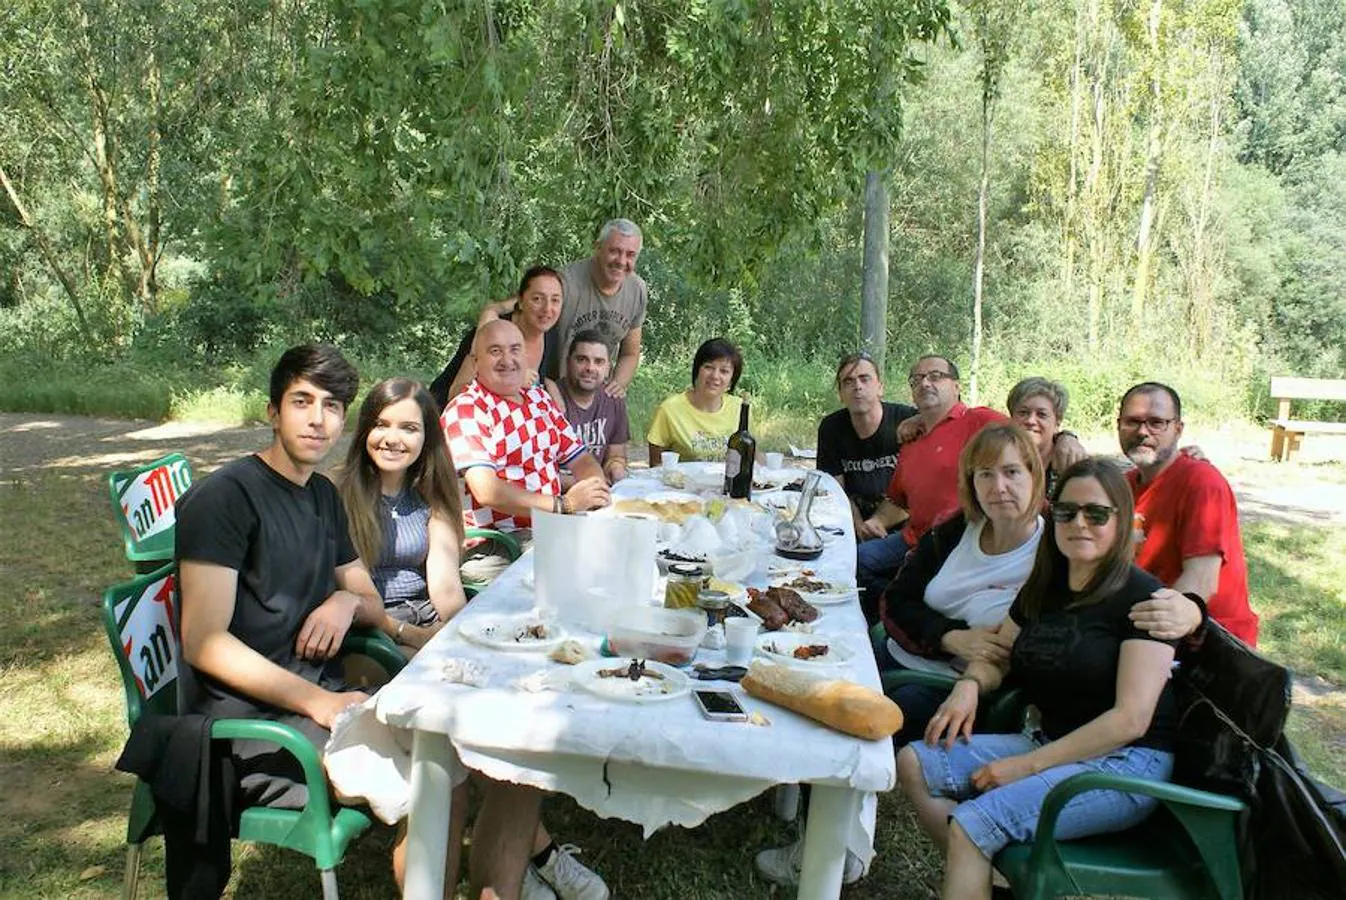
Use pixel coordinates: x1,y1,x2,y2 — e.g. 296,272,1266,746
442,380,584,531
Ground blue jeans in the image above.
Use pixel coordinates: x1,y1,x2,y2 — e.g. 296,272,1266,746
907,733,1174,858
856,531,910,622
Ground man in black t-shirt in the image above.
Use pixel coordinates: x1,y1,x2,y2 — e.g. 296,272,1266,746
176,345,546,899
816,352,917,541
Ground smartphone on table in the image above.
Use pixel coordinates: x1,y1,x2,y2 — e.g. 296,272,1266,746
693,689,748,722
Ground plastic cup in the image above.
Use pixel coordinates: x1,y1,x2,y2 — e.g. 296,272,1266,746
764,451,784,470
661,451,680,468
724,618,758,667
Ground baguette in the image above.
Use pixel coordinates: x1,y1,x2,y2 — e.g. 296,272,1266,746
740,661,903,740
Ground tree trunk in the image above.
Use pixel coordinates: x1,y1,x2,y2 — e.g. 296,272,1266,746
971,80,992,406
0,163,93,341
1131,0,1163,322
1063,2,1085,300
860,170,889,373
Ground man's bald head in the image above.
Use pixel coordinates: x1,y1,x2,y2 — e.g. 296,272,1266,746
473,319,527,399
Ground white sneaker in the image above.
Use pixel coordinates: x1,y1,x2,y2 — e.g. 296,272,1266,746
522,865,558,900
754,838,865,886
534,844,610,900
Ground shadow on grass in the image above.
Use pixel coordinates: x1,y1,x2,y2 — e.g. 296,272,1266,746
1245,522,1346,686
0,412,274,480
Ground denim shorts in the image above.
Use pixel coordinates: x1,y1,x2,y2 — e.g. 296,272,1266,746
907,732,1174,858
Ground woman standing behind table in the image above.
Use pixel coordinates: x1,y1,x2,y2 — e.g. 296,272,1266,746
879,423,1045,745
338,378,469,653
428,265,565,408
898,457,1181,900
647,337,745,462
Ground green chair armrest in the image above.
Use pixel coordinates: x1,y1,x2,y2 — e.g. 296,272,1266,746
341,626,406,676
881,668,958,693
210,718,336,839
869,621,889,658
465,527,522,561
1028,769,1247,893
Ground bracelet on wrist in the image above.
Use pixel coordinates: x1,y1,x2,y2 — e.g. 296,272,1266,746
956,675,981,692
396,621,406,641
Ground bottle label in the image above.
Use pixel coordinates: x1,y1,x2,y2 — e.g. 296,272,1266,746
724,450,741,479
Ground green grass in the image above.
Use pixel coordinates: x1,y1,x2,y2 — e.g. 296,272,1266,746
1245,521,1346,685
2,437,1344,897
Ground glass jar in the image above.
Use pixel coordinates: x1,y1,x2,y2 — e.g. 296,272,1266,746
664,563,704,610
696,589,731,628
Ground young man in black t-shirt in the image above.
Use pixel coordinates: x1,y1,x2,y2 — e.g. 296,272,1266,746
815,352,917,542
176,345,548,899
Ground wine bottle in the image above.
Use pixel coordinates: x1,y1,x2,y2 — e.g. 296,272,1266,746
723,402,756,499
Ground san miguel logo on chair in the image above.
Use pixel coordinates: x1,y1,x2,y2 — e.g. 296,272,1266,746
115,573,179,698
116,460,193,543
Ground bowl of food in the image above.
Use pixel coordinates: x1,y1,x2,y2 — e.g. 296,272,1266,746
604,606,707,667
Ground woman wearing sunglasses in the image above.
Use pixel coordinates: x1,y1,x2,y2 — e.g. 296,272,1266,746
898,457,1180,900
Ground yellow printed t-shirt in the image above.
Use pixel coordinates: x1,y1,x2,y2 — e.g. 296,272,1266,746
646,392,743,461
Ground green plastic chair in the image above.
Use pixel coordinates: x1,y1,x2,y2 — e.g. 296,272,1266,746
462,525,523,593
103,564,405,899
107,453,194,572
872,622,1025,733
995,771,1246,899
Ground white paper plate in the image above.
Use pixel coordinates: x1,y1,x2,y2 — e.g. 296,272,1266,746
458,614,566,652
570,658,691,703
768,579,857,606
755,632,854,668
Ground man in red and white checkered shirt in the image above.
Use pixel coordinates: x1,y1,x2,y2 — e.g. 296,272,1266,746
443,319,611,584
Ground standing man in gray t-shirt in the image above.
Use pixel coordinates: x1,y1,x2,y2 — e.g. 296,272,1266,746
545,218,648,398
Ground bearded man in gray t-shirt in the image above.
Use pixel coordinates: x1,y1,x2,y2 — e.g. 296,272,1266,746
545,218,648,397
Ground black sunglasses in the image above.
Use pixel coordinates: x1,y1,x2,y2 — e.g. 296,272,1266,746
1050,501,1118,526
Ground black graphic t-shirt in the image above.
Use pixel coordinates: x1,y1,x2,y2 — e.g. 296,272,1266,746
1009,566,1178,750
816,401,917,519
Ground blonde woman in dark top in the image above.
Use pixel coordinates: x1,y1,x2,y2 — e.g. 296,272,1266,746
899,457,1180,900
338,378,468,652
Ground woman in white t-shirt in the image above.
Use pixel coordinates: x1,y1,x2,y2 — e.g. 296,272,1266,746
879,422,1046,745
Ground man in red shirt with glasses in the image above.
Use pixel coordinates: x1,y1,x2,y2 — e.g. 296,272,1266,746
854,355,1006,622
1119,382,1259,645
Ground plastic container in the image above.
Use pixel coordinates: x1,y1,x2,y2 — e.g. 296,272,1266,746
605,606,707,667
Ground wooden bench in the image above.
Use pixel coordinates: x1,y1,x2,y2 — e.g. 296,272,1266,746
1269,376,1346,461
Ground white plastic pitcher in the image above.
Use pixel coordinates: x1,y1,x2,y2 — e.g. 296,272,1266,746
533,510,658,631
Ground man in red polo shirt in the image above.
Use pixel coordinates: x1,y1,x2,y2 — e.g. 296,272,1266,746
1118,382,1258,645
854,355,1005,621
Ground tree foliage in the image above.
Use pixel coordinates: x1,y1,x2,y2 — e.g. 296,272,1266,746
2,0,1344,422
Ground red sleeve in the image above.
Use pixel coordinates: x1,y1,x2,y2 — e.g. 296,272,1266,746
973,407,1009,428
885,458,907,507
1179,464,1236,562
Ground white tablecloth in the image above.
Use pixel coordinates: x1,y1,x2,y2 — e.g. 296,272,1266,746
372,464,896,895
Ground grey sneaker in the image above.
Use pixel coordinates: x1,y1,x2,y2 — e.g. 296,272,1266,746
522,864,558,900
754,838,865,886
535,844,610,900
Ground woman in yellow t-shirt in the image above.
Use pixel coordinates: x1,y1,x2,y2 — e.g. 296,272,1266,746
647,338,745,461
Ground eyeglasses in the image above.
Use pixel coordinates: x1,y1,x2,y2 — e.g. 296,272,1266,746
1050,502,1118,526
1118,416,1176,433
908,371,955,388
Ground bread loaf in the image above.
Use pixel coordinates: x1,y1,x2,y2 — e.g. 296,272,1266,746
740,661,903,740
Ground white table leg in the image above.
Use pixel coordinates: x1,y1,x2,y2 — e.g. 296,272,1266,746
404,729,454,900
797,785,860,900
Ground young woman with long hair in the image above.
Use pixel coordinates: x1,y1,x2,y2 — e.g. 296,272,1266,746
338,377,468,651
897,457,1180,900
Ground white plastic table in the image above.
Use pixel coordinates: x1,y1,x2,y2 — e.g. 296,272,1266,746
376,465,896,899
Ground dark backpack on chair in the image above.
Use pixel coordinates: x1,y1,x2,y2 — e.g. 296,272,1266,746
1172,622,1346,900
